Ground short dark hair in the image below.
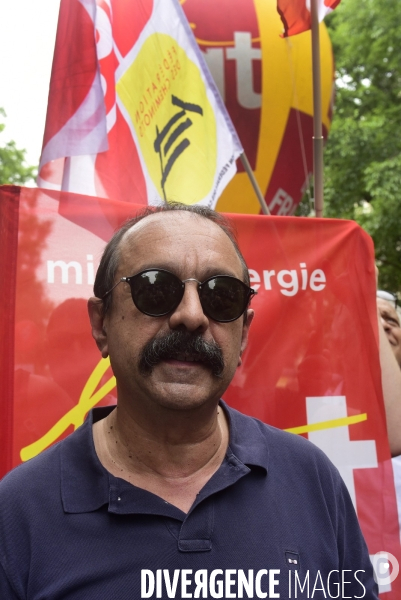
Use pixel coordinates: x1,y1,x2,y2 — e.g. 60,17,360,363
94,203,250,315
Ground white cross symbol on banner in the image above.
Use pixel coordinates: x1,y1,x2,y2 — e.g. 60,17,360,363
306,396,378,509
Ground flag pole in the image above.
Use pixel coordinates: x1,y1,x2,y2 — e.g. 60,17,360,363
310,0,324,217
240,152,270,215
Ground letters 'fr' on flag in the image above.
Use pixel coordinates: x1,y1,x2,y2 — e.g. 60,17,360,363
38,0,243,209
277,0,341,37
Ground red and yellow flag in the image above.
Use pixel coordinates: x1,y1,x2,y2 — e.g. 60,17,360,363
277,0,341,37
38,0,242,208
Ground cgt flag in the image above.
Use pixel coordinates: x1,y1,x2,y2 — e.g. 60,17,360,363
38,0,242,208
1,185,401,597
277,0,341,37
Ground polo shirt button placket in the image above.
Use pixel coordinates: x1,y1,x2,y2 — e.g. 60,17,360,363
178,499,214,553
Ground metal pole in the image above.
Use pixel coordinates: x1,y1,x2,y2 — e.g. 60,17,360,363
239,152,270,215
311,0,324,217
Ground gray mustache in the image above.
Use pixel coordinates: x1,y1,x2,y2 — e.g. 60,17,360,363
139,330,225,377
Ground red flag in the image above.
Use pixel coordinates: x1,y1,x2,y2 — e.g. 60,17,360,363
277,0,341,37
1,185,401,597
38,0,242,208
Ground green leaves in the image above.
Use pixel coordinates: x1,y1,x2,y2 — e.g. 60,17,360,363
0,109,36,185
323,0,401,292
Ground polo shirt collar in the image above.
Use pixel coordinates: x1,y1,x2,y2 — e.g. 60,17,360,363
61,406,112,514
224,401,270,470
60,401,269,515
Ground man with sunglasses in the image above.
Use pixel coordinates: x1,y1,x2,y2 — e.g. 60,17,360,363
0,205,378,599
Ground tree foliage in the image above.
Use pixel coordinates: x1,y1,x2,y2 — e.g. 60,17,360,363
0,108,36,185
297,0,401,293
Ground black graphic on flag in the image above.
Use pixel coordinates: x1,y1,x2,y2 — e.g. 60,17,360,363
154,95,203,200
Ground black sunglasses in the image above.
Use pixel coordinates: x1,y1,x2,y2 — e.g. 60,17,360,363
103,269,256,322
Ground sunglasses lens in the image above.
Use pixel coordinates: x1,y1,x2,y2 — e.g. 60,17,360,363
200,277,250,322
126,271,252,321
131,270,183,316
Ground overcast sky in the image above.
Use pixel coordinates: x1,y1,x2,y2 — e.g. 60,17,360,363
0,0,61,167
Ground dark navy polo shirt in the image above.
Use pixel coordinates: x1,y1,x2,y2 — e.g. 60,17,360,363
0,402,378,599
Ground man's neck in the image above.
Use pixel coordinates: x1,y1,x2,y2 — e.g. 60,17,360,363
92,401,229,513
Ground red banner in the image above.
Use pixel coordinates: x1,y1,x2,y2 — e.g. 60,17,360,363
277,0,342,37
1,185,400,596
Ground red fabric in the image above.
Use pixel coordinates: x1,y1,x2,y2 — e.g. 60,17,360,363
108,0,154,58
1,186,400,596
278,0,341,37
183,0,261,171
41,0,98,150
93,106,147,204
264,108,328,215
0,186,20,477
39,0,153,192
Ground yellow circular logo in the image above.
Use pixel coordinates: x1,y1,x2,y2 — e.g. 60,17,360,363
117,34,217,204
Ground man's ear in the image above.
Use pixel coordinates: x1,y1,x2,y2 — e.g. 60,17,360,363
88,298,109,359
238,309,254,367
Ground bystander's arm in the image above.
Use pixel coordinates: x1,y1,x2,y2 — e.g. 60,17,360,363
378,310,401,456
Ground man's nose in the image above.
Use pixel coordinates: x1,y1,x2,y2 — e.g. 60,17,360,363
168,281,209,332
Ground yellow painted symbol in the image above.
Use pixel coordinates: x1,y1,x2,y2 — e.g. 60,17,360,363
285,413,368,435
20,358,116,462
